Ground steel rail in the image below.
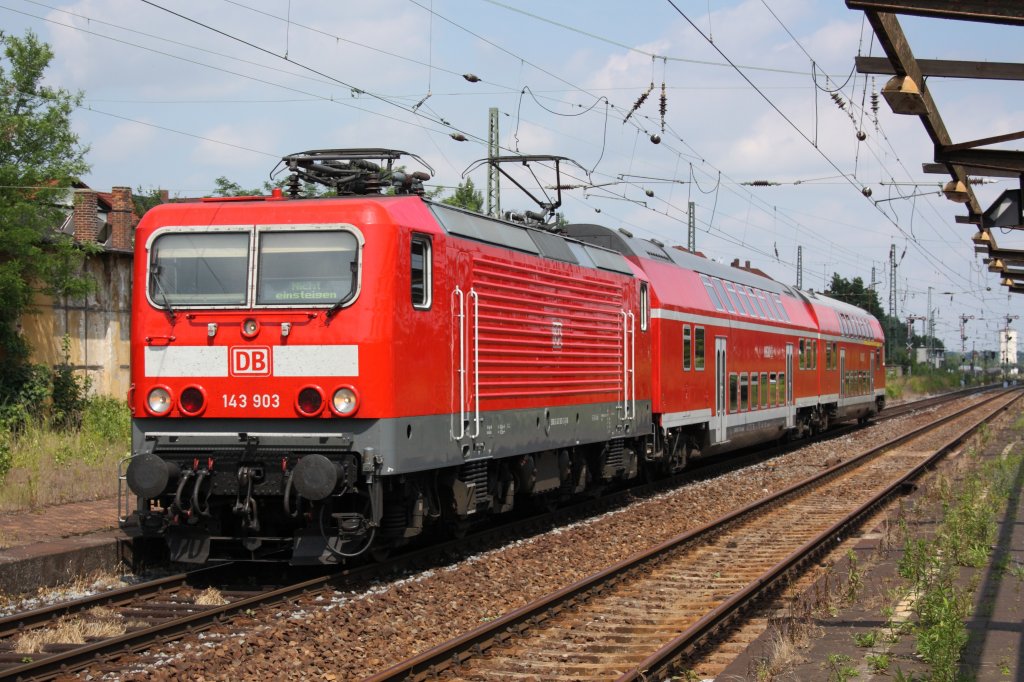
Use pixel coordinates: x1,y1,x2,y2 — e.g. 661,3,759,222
1,569,345,681
0,563,235,640
363,388,1018,682
619,388,1021,680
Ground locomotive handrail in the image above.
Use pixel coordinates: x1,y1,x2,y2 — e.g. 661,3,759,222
117,454,133,523
452,286,466,441
469,288,480,440
620,311,636,420
622,309,630,417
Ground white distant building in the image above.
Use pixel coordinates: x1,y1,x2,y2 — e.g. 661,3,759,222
1000,330,1018,374
914,347,944,368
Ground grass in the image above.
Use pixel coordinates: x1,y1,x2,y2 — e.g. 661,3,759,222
13,607,129,653
194,587,228,606
891,446,1023,682
0,397,129,511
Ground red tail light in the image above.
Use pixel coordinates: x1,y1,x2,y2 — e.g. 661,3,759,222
179,386,206,416
296,386,324,416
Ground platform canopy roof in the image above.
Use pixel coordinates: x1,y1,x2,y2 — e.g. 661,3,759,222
847,1,1024,293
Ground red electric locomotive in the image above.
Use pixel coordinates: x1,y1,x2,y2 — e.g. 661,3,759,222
121,149,884,565
122,150,653,564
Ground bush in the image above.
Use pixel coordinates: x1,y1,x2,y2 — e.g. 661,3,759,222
50,336,90,429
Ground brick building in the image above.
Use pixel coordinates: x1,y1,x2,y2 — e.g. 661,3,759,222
21,185,140,399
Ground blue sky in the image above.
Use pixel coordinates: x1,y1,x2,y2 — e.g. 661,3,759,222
4,0,1023,351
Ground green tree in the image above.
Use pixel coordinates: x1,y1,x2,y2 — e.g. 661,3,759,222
441,178,484,213
0,31,92,403
210,175,333,199
825,273,885,320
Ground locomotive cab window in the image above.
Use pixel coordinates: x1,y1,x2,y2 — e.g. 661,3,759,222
149,231,249,306
411,234,432,309
256,230,359,306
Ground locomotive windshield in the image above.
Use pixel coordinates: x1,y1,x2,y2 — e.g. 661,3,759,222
149,232,249,305
148,227,360,309
256,230,358,305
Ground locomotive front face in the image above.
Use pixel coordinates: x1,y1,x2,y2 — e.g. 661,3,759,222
141,224,365,419
124,212,389,564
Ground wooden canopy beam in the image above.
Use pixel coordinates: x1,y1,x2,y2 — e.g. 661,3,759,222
856,56,1024,81
847,1,1024,26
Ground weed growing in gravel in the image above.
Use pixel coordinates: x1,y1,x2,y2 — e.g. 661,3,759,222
823,652,858,681
853,630,877,647
866,653,890,673
843,550,863,603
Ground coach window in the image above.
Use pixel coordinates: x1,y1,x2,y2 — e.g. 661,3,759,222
734,286,753,316
777,372,785,404
694,327,706,370
729,373,738,412
256,230,359,306
640,282,649,331
740,373,749,411
769,373,777,407
773,294,790,322
411,234,432,309
722,281,741,313
811,340,817,369
760,372,769,408
701,274,724,311
798,339,805,369
750,373,759,410
683,325,692,370
758,291,775,320
747,287,766,318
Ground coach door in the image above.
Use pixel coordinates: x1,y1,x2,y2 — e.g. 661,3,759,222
785,343,794,428
870,352,875,394
714,337,727,444
839,349,846,399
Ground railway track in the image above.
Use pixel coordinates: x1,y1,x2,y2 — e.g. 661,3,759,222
365,388,1020,682
0,386,996,680
0,563,345,680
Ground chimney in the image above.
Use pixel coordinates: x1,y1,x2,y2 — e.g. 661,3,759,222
110,186,134,250
73,188,98,243
745,260,751,270
731,258,740,268
159,189,169,203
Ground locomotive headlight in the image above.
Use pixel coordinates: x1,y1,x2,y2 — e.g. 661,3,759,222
331,386,359,416
146,387,173,416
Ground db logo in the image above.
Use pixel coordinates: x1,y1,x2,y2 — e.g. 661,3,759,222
230,346,272,376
